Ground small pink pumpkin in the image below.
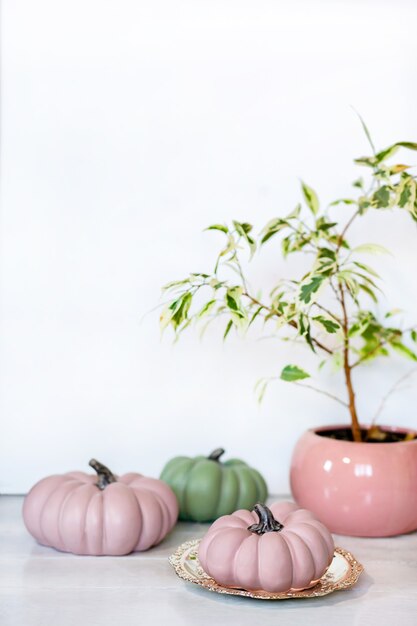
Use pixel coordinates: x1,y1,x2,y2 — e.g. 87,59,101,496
23,459,179,555
198,501,334,593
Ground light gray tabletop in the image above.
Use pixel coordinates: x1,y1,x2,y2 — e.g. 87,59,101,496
1,495,416,626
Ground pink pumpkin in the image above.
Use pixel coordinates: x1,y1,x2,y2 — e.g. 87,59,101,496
198,501,334,593
23,459,179,555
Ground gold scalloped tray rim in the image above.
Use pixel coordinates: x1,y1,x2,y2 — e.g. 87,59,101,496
169,538,364,600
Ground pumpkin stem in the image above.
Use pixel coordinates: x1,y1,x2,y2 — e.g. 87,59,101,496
207,448,225,461
89,459,117,490
248,503,284,534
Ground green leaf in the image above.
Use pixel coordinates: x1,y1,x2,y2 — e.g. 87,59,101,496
205,224,228,233
329,199,356,206
233,220,256,257
218,234,238,258
373,185,391,208
390,342,417,361
315,259,336,275
375,142,417,163
298,313,315,352
226,292,239,311
170,292,193,328
360,344,389,362
281,235,292,257
356,113,377,155
233,220,249,236
330,351,344,372
316,219,338,232
354,156,377,168
248,306,263,327
396,142,417,150
358,196,372,212
385,308,402,319
348,314,372,337
280,365,310,382
159,307,173,331
260,218,288,245
225,286,247,330
301,181,319,215
197,299,216,319
298,312,307,336
223,319,233,340
375,144,401,163
358,283,378,302
318,247,337,261
254,378,269,403
162,278,190,291
398,182,413,208
411,329,417,343
389,164,411,175
299,275,325,304
313,316,340,333
286,204,302,220
246,234,256,257
233,221,253,235
352,243,391,256
161,292,193,332
209,277,224,290
397,177,417,213
337,271,359,300
352,261,380,278
350,271,380,291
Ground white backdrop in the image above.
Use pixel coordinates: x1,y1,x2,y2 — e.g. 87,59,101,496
1,0,417,494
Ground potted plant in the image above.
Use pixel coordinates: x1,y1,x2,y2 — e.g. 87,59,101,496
160,127,417,537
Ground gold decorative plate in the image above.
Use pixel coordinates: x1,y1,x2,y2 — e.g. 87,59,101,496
169,539,364,600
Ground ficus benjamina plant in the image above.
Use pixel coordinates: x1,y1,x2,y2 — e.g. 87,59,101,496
160,126,417,443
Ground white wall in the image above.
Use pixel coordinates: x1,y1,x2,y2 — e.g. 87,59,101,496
1,0,417,494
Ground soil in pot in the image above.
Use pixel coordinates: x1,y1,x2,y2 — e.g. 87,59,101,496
317,425,416,443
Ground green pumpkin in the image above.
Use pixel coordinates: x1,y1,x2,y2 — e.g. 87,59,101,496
160,448,268,522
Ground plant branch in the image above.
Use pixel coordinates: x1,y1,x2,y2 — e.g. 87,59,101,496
292,382,348,407
242,291,334,355
353,108,377,156
336,208,360,253
351,325,417,369
310,337,335,356
330,278,343,304
312,302,343,325
230,251,249,293
371,366,417,426
339,283,362,442
286,221,317,252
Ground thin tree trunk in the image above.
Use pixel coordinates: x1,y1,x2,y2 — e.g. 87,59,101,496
339,285,362,443
343,351,362,442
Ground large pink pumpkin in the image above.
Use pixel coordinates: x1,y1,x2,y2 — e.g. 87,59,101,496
198,501,334,593
23,459,179,555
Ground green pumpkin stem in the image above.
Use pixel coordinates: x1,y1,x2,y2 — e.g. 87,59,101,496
89,459,117,490
207,448,225,462
248,503,284,534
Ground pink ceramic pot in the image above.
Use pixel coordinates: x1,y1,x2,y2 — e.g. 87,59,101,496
290,425,417,537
